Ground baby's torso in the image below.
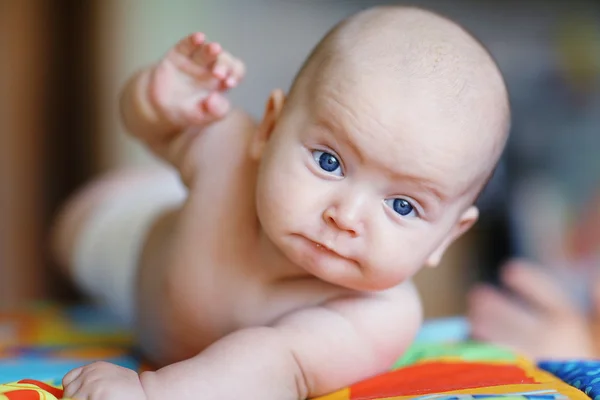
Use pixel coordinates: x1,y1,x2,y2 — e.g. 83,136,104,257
136,112,348,364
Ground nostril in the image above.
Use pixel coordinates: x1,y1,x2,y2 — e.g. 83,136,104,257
347,227,359,238
323,210,336,226
323,207,361,236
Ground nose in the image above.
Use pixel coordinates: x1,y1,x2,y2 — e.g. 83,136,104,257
323,197,365,237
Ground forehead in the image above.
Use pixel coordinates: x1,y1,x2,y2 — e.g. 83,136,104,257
308,74,491,198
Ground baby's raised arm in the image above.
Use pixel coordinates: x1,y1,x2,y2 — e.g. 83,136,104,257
63,282,422,400
119,33,245,176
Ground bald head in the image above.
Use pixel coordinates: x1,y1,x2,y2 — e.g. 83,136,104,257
287,6,510,196
293,6,508,112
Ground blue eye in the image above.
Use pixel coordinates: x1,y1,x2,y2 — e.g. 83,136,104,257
385,198,417,218
312,150,343,176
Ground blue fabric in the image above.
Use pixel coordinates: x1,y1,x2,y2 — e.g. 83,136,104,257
539,360,600,400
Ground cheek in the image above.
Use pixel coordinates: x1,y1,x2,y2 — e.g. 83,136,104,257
256,146,320,230
368,226,439,282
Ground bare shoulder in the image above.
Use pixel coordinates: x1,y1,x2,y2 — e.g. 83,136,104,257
174,109,260,239
205,108,257,138
328,281,423,369
325,281,423,349
273,281,422,397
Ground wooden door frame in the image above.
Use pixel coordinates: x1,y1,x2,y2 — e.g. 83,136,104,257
0,0,97,305
0,1,51,306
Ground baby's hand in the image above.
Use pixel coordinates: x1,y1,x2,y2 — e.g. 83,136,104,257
468,260,596,359
62,361,147,400
149,32,245,129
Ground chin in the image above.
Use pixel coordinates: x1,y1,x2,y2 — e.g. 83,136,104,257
332,278,400,292
327,268,409,292
295,253,372,290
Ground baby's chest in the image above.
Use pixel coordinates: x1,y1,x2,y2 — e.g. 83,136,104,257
166,257,335,330
164,254,267,323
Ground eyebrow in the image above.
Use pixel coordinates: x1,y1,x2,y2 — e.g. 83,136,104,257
315,114,448,205
401,176,448,203
316,117,365,162
374,160,450,205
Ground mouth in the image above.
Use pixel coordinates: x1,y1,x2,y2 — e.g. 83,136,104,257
294,234,363,273
306,237,347,260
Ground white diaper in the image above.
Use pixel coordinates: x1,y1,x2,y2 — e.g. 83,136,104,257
71,172,187,325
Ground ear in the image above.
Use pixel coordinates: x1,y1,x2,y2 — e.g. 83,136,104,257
250,89,286,160
425,206,479,268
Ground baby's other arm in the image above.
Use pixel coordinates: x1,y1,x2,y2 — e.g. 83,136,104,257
119,33,246,180
139,281,422,400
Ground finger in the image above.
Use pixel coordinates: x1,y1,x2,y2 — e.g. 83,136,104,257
68,388,89,400
200,92,230,118
187,92,230,126
211,52,233,80
225,59,246,88
174,32,206,57
62,367,83,387
62,369,83,398
501,260,575,314
591,274,600,315
63,383,82,399
191,41,222,69
468,284,537,348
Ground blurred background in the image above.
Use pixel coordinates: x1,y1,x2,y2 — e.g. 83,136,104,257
1,0,599,317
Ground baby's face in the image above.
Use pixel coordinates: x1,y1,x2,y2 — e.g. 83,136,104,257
255,77,488,291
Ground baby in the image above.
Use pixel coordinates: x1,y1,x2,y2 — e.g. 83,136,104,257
52,5,510,400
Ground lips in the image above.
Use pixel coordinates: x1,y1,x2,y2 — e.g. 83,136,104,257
305,237,348,260
314,241,337,254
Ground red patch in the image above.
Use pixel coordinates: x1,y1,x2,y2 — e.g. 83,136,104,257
4,389,41,400
17,380,63,398
350,362,534,399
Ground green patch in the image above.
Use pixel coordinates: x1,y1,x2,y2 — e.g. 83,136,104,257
393,341,517,368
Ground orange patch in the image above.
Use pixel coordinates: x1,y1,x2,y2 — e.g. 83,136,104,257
53,347,127,359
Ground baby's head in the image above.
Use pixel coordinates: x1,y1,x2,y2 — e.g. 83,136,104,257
251,6,510,291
